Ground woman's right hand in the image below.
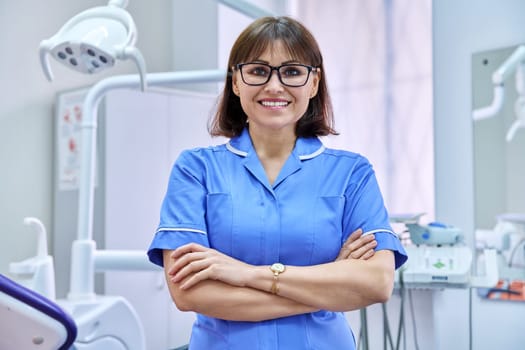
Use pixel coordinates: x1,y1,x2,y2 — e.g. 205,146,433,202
335,228,377,261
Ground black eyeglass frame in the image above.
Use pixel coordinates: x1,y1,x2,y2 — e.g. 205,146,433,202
234,62,319,87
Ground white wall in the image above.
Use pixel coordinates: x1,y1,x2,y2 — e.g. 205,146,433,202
0,1,173,274
433,1,525,349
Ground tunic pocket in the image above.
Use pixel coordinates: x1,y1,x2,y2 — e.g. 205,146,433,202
205,193,233,254
311,195,345,262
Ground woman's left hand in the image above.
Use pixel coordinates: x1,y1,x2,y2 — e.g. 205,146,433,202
335,228,377,261
167,243,254,290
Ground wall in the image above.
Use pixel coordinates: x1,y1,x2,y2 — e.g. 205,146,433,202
433,1,525,349
472,45,525,229
0,0,173,274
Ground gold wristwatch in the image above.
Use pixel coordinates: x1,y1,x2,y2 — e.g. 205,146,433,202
270,263,286,294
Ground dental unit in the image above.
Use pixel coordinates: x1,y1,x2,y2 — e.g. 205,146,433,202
391,213,498,288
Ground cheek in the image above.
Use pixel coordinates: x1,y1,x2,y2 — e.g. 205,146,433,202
239,88,259,105
296,91,313,109
238,92,257,116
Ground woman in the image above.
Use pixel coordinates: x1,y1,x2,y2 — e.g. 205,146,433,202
148,16,407,350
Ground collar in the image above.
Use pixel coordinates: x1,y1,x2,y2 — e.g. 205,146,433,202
226,127,325,160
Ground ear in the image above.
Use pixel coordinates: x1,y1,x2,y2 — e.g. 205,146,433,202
232,73,241,96
309,69,321,99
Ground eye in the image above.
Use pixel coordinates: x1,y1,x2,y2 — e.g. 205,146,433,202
247,65,270,76
281,65,304,77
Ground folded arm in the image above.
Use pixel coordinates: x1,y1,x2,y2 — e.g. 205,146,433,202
163,250,317,322
248,250,394,311
163,229,387,321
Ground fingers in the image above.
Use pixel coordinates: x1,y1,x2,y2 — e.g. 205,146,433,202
174,261,212,290
167,243,210,279
170,242,207,260
167,243,227,290
336,229,377,261
349,239,377,260
168,251,207,279
345,228,364,245
336,228,363,261
360,248,375,260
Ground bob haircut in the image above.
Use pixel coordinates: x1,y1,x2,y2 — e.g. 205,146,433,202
209,16,337,138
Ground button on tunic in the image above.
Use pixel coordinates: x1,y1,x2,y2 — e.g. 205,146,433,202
148,127,408,350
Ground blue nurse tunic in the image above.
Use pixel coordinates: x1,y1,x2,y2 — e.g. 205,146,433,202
148,127,408,350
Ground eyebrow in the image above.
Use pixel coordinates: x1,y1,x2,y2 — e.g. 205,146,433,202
250,59,301,65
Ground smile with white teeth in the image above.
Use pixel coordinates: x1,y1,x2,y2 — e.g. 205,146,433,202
260,100,289,107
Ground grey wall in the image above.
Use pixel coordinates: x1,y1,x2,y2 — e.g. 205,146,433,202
472,45,525,229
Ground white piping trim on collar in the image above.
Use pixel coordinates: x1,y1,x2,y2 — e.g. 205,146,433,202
156,227,207,235
226,142,248,157
227,141,325,160
299,145,325,160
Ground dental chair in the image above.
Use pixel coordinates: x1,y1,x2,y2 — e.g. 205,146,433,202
0,273,77,350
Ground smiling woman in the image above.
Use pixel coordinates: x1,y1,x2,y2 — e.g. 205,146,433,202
147,16,407,350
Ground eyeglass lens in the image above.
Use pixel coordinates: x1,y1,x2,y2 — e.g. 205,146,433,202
239,63,313,87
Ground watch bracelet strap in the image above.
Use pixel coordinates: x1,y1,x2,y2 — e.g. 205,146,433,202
271,273,279,294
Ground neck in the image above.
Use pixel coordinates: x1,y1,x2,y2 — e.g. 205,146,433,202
248,126,296,160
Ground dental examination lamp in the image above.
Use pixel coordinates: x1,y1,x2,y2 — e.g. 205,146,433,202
39,0,147,91
472,45,525,142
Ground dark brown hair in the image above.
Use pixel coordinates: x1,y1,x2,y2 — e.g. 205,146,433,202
209,16,336,138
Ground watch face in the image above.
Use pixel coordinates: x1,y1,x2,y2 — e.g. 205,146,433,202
271,263,285,273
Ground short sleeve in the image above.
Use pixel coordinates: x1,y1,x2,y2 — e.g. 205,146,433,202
342,157,407,269
373,231,407,269
147,150,210,267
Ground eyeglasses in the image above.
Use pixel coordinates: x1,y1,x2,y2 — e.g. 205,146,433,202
234,62,318,87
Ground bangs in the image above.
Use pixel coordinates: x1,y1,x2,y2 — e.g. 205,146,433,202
231,17,321,66
243,36,306,63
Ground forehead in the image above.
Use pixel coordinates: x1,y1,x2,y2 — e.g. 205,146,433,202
246,40,303,63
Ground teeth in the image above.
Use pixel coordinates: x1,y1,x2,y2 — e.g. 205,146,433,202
261,101,288,107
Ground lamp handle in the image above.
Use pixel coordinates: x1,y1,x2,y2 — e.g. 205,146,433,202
120,46,147,91
38,40,54,82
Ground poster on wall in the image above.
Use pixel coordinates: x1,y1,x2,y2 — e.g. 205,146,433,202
55,87,93,191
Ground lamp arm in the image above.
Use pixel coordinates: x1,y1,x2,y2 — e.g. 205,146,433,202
472,45,525,121
506,119,523,141
120,46,147,91
492,45,525,85
69,69,226,299
38,41,54,82
94,250,161,271
472,85,505,121
108,0,129,8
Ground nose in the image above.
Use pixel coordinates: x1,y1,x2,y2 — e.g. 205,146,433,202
264,68,284,91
